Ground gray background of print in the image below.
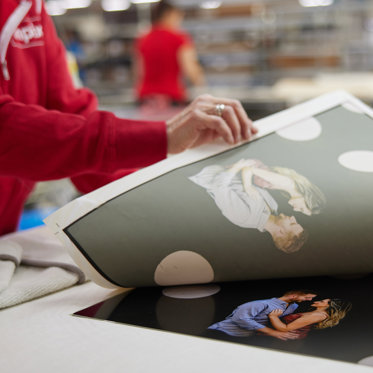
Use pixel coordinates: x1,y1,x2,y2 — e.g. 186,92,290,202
66,106,373,287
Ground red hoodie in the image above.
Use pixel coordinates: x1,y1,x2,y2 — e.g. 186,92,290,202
0,0,167,236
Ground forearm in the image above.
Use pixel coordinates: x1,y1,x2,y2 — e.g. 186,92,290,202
0,95,167,181
269,316,288,332
227,162,245,175
250,168,269,177
179,46,205,87
242,168,258,195
185,63,205,86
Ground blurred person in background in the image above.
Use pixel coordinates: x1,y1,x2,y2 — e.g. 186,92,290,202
0,0,256,237
134,0,205,109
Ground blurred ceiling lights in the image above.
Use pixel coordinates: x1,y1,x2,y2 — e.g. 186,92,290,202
45,1,67,16
102,0,160,12
45,0,92,16
298,0,334,7
65,0,92,9
200,1,222,9
46,0,335,17
101,0,130,11
130,0,161,3
46,0,162,15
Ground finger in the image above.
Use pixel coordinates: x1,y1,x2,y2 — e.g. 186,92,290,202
221,105,241,143
286,333,298,339
288,336,298,340
206,97,258,140
195,101,243,144
231,102,257,140
197,111,234,145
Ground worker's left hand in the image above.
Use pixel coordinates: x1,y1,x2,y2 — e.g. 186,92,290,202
166,94,257,154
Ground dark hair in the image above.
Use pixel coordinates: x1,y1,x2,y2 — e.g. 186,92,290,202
283,290,317,296
152,1,179,23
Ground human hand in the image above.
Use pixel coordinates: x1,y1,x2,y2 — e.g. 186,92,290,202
271,330,299,341
166,94,257,154
269,309,284,318
257,327,298,340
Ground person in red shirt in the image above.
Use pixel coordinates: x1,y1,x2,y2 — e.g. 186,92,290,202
135,0,205,105
0,0,256,237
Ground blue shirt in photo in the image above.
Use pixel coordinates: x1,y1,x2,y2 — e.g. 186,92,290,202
208,297,298,337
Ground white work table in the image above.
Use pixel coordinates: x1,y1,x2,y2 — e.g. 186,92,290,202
1,247,372,373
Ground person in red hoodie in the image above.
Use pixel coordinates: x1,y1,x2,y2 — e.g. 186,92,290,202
0,0,257,237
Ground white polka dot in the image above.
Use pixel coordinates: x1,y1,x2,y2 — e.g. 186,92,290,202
276,117,322,141
154,251,214,286
338,151,373,173
162,284,221,299
358,356,373,367
342,102,364,114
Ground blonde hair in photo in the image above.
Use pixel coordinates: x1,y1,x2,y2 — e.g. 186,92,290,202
271,166,326,214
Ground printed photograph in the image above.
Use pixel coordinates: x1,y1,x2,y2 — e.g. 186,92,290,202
74,275,372,364
189,158,326,253
63,104,373,288
207,290,350,340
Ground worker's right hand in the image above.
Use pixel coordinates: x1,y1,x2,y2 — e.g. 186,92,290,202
166,94,257,154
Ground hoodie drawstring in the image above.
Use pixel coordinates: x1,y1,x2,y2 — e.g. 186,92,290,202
36,0,42,15
0,1,32,81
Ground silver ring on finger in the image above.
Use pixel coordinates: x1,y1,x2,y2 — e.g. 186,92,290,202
215,103,225,117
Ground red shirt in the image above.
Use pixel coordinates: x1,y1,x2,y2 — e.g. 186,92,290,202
282,313,312,339
0,0,167,236
136,27,192,102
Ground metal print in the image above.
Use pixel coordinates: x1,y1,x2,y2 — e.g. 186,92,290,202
45,91,373,288
74,274,373,366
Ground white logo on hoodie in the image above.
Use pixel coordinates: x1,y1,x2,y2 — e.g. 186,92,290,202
11,17,44,48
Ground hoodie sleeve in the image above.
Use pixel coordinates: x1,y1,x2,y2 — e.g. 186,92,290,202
39,7,167,192
0,93,167,181
0,4,167,183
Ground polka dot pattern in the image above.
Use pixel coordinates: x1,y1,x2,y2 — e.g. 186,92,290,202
154,251,214,286
276,117,322,141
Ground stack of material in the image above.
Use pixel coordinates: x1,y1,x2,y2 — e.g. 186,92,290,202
0,226,85,309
